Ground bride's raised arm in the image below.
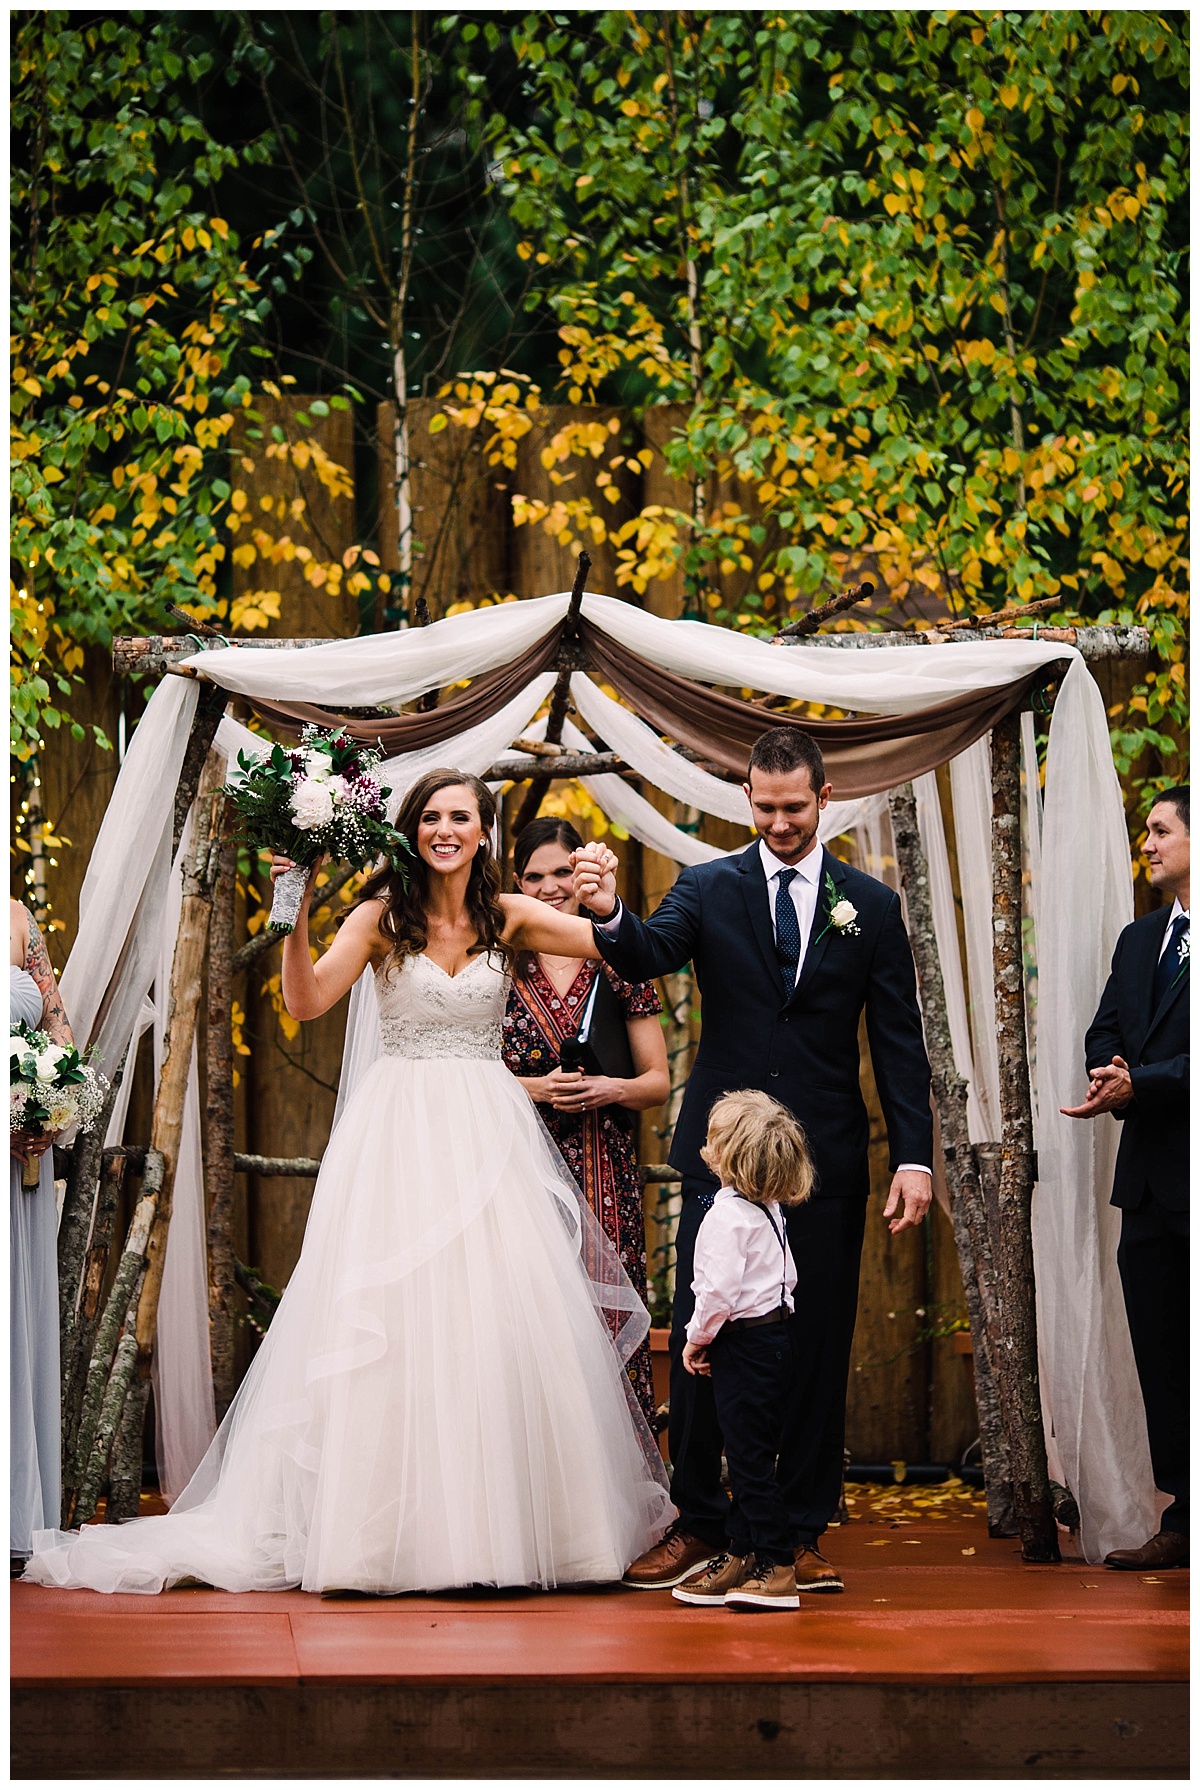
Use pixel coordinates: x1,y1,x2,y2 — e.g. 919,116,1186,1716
499,891,603,959
273,857,386,1020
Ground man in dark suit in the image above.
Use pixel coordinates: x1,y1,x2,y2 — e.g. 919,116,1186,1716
1062,785,1190,1570
573,727,933,1592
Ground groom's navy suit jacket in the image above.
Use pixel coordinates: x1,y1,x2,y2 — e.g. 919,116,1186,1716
595,843,933,1199
1084,907,1190,1212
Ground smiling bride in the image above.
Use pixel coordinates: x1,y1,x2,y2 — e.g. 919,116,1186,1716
26,769,672,1597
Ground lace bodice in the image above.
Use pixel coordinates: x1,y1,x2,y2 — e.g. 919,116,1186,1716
373,950,508,1060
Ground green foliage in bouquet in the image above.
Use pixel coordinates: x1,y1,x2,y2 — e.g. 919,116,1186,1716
229,725,412,876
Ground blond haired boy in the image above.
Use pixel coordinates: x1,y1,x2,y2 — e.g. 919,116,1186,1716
673,1090,812,1612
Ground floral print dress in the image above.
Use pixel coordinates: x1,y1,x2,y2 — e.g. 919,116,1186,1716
502,959,662,1424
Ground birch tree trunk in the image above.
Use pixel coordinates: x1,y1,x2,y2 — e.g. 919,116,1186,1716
888,783,1016,1535
989,713,1059,1562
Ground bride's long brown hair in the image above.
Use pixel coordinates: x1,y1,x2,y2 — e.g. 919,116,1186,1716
357,769,512,970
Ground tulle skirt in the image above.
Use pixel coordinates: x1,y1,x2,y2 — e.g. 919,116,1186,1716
26,1055,672,1594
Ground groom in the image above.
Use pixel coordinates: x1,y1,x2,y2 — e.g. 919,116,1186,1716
573,727,933,1592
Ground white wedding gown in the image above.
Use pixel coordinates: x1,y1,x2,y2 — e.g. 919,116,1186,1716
26,951,672,1595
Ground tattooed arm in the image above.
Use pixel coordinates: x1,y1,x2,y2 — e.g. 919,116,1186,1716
24,913,73,1046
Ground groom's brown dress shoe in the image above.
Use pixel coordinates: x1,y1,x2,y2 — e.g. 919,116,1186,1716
793,1544,844,1592
622,1522,720,1589
1105,1530,1189,1571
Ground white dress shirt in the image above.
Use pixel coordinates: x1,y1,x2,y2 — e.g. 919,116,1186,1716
1158,898,1189,960
687,1187,798,1346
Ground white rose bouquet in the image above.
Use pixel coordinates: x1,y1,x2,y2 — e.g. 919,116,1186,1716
229,724,412,934
10,1024,108,1189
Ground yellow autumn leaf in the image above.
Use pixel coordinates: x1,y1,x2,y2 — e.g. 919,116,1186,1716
965,107,985,131
999,84,1019,108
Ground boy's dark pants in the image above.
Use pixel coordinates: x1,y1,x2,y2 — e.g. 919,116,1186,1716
708,1323,796,1566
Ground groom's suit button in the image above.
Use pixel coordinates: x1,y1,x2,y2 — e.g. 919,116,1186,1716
770,1069,780,1078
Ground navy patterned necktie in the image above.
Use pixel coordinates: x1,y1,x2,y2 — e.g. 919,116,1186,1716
774,868,801,989
1154,912,1189,1008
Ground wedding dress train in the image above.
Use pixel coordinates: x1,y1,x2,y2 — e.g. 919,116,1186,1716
26,951,672,1594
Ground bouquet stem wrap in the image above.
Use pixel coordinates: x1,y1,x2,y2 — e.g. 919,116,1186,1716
21,1153,40,1190
268,864,311,935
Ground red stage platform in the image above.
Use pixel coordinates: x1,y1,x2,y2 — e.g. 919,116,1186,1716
11,1485,1187,1779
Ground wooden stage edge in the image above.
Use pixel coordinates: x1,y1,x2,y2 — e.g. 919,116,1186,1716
12,1491,1189,1780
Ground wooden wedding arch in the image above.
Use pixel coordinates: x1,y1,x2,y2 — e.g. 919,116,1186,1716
55,555,1150,1564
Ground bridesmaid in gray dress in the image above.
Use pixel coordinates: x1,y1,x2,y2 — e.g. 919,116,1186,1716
10,900,71,1570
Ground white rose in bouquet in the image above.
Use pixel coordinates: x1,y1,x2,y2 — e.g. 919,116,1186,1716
291,778,335,831
35,1047,63,1081
325,774,349,802
304,748,333,781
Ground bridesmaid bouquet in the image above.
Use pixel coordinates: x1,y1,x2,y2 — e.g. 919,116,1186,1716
10,1023,108,1188
229,724,411,933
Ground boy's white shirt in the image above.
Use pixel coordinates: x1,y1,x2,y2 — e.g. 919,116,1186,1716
686,1186,799,1347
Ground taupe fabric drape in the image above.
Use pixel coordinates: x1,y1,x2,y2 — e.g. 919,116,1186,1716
241,616,1061,799
580,623,1059,798
245,626,565,750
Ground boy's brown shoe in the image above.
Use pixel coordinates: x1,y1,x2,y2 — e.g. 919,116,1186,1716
725,1558,800,1611
793,1544,844,1592
672,1552,749,1606
622,1521,721,1589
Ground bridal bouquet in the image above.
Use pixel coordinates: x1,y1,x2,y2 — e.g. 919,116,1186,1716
10,1023,108,1188
229,724,411,933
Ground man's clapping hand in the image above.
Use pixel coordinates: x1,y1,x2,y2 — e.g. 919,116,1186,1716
570,842,619,918
1060,1055,1134,1118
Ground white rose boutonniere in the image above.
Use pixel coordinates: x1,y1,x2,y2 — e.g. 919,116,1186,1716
813,872,860,945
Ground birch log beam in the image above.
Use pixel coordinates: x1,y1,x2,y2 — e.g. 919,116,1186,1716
205,832,239,1421
989,712,1059,1562
887,783,1016,1537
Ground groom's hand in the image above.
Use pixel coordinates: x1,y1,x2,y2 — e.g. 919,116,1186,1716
884,1169,932,1234
571,842,619,918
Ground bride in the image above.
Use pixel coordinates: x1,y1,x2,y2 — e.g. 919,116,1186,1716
26,769,673,1596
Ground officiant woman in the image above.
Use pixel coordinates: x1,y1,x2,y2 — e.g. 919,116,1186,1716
503,819,669,1421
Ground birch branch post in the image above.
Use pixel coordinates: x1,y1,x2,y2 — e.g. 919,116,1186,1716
989,712,1059,1562
68,747,230,1524
205,832,239,1420
57,1052,128,1406
887,782,1016,1537
65,1149,163,1526
512,551,589,835
60,1147,129,1489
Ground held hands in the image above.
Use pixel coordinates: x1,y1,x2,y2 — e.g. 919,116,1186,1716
1060,1055,1134,1119
570,842,619,919
682,1340,711,1378
883,1169,933,1235
529,1067,628,1111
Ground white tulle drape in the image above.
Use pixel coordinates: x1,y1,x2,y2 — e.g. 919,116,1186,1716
61,600,1148,1558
